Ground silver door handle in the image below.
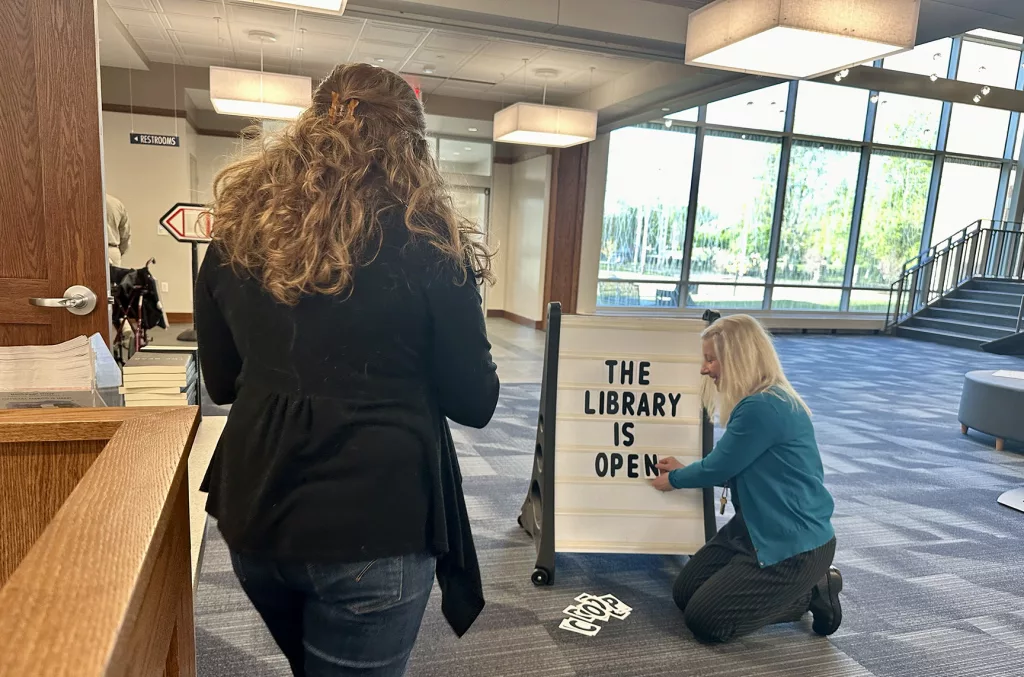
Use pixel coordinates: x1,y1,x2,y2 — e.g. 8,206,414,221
29,285,98,316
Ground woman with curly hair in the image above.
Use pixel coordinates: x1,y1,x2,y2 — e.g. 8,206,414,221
195,63,498,676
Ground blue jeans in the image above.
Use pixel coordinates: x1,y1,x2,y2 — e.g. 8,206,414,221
230,550,435,677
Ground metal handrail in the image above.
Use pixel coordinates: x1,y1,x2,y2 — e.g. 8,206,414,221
885,226,1024,331
899,219,1023,273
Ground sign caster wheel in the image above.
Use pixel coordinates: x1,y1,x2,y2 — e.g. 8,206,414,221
531,567,551,586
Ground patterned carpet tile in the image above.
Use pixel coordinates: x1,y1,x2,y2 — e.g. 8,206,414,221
196,335,1024,677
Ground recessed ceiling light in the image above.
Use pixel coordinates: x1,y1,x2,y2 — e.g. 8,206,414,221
375,58,384,63
422,65,436,74
661,107,671,112
453,151,461,156
467,127,478,132
464,146,472,151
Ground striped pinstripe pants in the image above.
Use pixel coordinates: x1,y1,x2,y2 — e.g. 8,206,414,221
674,514,836,643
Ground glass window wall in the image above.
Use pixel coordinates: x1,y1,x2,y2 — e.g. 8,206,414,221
776,142,861,287
854,151,932,288
596,32,1024,313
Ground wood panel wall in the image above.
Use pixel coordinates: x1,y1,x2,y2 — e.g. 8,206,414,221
543,144,590,320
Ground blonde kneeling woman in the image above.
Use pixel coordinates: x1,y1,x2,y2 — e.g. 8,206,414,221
652,315,842,643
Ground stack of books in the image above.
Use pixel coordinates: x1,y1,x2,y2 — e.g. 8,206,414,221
120,352,198,407
0,336,100,408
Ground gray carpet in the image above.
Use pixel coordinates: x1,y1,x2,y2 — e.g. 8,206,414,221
195,335,1024,677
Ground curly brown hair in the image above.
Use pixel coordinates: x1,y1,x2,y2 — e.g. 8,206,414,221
211,63,493,304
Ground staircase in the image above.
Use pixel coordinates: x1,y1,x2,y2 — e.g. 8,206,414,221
886,221,1024,351
893,279,1024,350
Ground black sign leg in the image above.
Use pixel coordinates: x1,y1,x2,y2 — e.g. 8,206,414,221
700,409,717,543
701,308,721,543
172,241,202,420
519,302,561,586
176,242,199,343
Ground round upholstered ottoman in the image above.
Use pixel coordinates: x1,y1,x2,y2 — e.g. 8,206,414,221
959,370,1024,451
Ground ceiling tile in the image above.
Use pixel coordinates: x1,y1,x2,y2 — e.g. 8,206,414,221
404,61,460,79
168,29,217,46
162,13,219,35
133,36,179,53
415,49,476,69
300,32,353,52
156,0,221,18
354,41,415,60
352,55,401,69
422,32,488,53
227,4,295,29
109,0,156,9
112,7,164,28
233,39,293,59
456,55,527,83
297,13,364,36
479,40,546,61
126,25,167,41
361,22,428,46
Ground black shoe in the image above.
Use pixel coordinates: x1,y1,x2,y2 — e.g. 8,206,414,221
809,566,843,636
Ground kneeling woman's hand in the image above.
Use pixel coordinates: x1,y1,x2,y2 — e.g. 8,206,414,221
651,456,684,492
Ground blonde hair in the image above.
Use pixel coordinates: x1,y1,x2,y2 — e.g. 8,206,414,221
701,314,810,426
211,63,492,304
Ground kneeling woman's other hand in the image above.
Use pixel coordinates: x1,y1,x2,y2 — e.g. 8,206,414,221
652,456,684,492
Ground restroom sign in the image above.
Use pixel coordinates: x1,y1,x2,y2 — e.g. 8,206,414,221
130,132,180,147
553,315,709,556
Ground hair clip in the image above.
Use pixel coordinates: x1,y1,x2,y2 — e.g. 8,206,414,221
328,91,341,123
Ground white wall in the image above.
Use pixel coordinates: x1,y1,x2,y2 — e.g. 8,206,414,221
578,133,610,315
102,111,240,313
505,154,552,323
195,134,242,205
488,162,512,312
102,111,193,313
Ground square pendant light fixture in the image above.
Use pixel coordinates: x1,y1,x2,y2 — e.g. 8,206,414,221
210,66,312,121
685,0,921,79
493,102,598,148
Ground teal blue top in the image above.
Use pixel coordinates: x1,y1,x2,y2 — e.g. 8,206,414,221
669,388,835,568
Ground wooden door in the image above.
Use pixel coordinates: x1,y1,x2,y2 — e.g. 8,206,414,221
0,0,109,347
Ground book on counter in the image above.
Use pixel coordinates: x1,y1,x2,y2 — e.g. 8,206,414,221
122,351,198,407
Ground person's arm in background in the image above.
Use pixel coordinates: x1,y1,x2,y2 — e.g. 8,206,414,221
664,398,781,489
117,204,131,257
424,254,500,429
195,245,242,405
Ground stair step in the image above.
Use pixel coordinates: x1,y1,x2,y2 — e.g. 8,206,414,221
908,316,1013,340
893,326,987,350
968,279,1024,294
952,288,1024,305
927,307,1020,329
940,298,1020,316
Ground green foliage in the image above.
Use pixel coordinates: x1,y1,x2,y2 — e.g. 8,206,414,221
599,105,944,305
